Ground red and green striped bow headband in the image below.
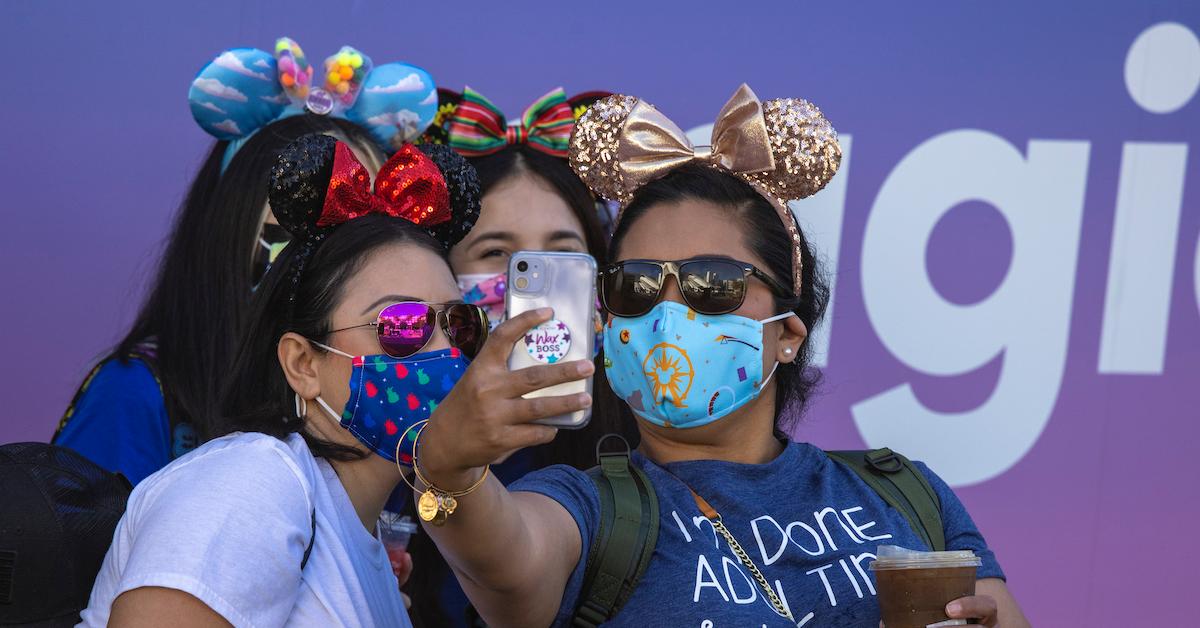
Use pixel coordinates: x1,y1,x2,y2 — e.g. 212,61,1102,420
447,87,576,157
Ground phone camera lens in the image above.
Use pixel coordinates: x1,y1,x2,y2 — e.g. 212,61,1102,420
516,261,529,272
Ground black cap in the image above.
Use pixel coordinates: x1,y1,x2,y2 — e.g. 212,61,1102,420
0,443,132,626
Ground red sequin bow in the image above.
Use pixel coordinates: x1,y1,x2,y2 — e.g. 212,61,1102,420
318,142,451,228
447,87,575,158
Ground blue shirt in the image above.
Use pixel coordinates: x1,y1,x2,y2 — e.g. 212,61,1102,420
511,441,1004,627
54,358,178,485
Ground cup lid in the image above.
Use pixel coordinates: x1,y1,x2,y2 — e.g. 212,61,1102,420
868,545,982,570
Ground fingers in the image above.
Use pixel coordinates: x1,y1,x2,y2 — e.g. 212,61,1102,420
502,424,560,450
946,595,998,626
508,392,592,424
480,307,554,362
505,359,594,396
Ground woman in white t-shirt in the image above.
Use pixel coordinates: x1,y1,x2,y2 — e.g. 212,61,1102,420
80,135,584,627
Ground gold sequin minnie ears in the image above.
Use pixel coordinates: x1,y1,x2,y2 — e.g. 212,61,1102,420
568,83,841,294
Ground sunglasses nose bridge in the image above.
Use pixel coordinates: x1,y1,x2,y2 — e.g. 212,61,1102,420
657,262,689,307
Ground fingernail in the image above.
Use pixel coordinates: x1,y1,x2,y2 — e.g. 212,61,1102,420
579,393,592,406
577,361,594,375
945,602,962,616
538,307,554,317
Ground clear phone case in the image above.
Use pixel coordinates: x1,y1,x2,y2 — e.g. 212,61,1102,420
505,251,596,429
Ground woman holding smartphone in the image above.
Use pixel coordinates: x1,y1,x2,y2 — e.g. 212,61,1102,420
81,132,593,626
407,87,1030,626
406,87,634,627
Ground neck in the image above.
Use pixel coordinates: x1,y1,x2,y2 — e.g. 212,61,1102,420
636,392,785,465
327,454,401,531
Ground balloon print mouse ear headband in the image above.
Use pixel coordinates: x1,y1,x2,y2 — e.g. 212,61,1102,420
568,83,842,294
188,37,441,169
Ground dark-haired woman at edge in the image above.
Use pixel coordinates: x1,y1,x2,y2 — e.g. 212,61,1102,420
81,133,584,626
406,87,637,627
53,40,436,485
407,87,1031,627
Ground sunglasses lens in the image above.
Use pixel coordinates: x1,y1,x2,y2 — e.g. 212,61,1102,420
678,260,747,314
444,304,487,359
376,302,436,358
603,261,665,317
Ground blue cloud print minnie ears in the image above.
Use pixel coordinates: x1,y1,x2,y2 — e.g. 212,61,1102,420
188,37,438,167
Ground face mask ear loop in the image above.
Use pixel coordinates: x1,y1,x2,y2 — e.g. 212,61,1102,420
307,339,356,359
756,312,793,393
314,396,346,427
759,311,797,325
758,360,782,393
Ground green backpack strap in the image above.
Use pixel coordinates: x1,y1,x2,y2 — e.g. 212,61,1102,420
826,448,945,552
573,435,659,628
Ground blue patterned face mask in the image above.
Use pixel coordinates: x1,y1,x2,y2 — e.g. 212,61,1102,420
312,345,469,464
603,301,794,429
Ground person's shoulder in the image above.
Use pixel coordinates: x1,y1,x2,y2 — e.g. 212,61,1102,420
81,356,163,404
93,355,159,387
907,459,954,494
135,432,315,510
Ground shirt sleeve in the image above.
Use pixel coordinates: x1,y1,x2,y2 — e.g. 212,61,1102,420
914,461,1006,581
113,436,315,628
509,464,600,628
53,358,171,485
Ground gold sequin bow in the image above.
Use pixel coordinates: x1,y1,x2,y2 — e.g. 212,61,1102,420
568,83,841,294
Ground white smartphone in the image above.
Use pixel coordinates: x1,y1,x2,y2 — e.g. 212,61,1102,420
505,251,597,429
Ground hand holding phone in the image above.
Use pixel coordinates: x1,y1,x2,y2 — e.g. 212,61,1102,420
505,251,597,429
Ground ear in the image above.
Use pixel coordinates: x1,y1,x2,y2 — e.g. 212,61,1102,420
774,315,808,364
278,332,323,401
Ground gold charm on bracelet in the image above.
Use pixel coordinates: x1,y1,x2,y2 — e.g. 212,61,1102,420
417,489,440,523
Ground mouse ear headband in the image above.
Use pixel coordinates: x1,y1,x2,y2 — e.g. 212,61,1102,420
420,87,612,158
269,134,481,304
568,84,841,294
189,38,440,168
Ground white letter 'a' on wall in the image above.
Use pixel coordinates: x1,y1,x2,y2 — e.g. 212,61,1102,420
1098,143,1189,374
854,130,1089,487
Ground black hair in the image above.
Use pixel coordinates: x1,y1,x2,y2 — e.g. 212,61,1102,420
470,145,610,248
111,114,386,442
609,164,830,432
217,214,444,459
217,132,481,457
405,144,637,628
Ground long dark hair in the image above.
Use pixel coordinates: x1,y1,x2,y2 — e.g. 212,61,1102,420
217,214,445,458
405,145,637,628
113,115,384,440
610,164,830,431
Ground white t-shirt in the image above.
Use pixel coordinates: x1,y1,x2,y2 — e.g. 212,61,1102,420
80,432,411,628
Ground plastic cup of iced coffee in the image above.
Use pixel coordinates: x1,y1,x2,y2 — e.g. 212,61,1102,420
870,545,981,628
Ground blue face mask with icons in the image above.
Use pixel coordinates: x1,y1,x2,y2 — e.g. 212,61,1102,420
602,301,794,429
312,345,469,464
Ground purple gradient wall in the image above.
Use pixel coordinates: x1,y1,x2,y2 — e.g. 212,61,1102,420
1,1,1197,624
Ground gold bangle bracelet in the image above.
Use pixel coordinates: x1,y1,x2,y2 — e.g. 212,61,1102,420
395,419,490,526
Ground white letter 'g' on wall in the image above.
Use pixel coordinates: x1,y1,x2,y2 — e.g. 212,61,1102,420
853,130,1090,486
